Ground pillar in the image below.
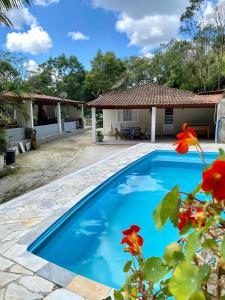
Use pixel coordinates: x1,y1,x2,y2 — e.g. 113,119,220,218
151,107,156,143
57,102,62,133
92,107,96,143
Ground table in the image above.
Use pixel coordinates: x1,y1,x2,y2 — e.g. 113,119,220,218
190,125,211,139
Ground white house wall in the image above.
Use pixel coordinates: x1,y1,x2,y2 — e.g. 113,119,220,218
173,108,215,133
216,99,225,142
103,107,215,136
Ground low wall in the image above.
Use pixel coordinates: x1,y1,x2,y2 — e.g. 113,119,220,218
6,127,25,142
34,123,60,138
64,121,77,133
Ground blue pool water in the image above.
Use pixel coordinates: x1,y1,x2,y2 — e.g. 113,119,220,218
28,150,217,288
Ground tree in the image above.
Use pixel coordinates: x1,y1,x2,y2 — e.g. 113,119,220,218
212,1,225,89
83,50,126,100
0,0,31,27
0,53,29,150
123,56,154,88
27,54,86,100
180,0,225,91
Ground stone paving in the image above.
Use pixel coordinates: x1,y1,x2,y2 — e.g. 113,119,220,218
0,142,224,300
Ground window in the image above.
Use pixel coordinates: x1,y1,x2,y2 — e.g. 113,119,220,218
117,110,138,122
164,108,173,124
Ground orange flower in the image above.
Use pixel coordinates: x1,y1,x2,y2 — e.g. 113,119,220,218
174,123,200,154
178,207,205,233
121,225,144,256
202,160,225,202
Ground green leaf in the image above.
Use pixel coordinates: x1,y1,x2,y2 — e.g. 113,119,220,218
114,290,124,300
163,242,182,266
199,264,211,281
153,186,180,229
202,238,217,250
171,251,185,268
189,291,206,300
168,261,202,300
218,148,225,160
170,198,181,227
179,220,192,235
220,235,225,262
144,257,168,283
185,229,202,261
123,260,132,273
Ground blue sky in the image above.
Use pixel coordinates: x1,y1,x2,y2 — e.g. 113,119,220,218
0,0,217,70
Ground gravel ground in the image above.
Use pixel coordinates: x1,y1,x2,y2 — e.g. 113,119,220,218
0,131,130,204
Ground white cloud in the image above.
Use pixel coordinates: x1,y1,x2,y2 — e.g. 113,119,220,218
34,0,59,6
7,7,37,30
116,14,180,52
24,59,41,73
6,25,52,55
92,0,189,53
68,31,89,41
92,0,189,19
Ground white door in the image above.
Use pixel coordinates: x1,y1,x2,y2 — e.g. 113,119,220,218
163,108,174,135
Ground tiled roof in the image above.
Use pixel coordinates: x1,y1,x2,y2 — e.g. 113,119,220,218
2,92,84,105
87,83,224,108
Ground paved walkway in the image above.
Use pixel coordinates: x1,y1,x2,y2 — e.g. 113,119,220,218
0,131,130,204
0,142,223,300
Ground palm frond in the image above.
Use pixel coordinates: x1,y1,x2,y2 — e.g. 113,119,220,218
0,10,12,26
0,0,31,27
0,0,30,10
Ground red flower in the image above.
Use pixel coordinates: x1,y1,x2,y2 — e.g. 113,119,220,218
174,123,199,154
202,160,225,202
178,207,205,233
121,225,144,256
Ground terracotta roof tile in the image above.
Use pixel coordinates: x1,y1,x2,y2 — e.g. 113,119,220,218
2,92,84,105
87,83,223,108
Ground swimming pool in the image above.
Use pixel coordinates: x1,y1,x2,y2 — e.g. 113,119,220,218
28,150,217,289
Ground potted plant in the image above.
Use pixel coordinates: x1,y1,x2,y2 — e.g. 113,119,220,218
0,129,7,170
96,130,104,142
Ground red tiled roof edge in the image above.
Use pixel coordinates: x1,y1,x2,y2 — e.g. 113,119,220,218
2,92,85,105
87,83,224,108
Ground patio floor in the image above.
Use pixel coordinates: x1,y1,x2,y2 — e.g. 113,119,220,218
0,142,223,299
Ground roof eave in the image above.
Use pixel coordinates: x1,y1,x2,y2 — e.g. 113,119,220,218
87,103,217,109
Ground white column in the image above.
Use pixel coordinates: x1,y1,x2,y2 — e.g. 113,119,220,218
27,100,34,128
151,106,156,143
92,107,96,143
81,104,84,120
57,102,62,133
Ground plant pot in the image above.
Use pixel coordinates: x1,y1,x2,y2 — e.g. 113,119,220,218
96,135,104,142
0,155,4,170
6,149,16,165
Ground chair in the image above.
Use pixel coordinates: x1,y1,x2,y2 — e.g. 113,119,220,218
115,128,123,140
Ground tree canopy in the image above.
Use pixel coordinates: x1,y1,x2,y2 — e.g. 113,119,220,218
3,0,225,103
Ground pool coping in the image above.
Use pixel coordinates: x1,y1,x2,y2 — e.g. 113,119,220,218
0,142,223,299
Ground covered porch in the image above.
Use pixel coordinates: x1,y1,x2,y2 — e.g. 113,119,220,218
91,106,216,143
3,94,85,143
87,84,223,143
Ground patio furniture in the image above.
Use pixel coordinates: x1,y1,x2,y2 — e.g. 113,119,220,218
121,127,133,139
115,128,123,140
190,125,211,139
116,127,147,140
